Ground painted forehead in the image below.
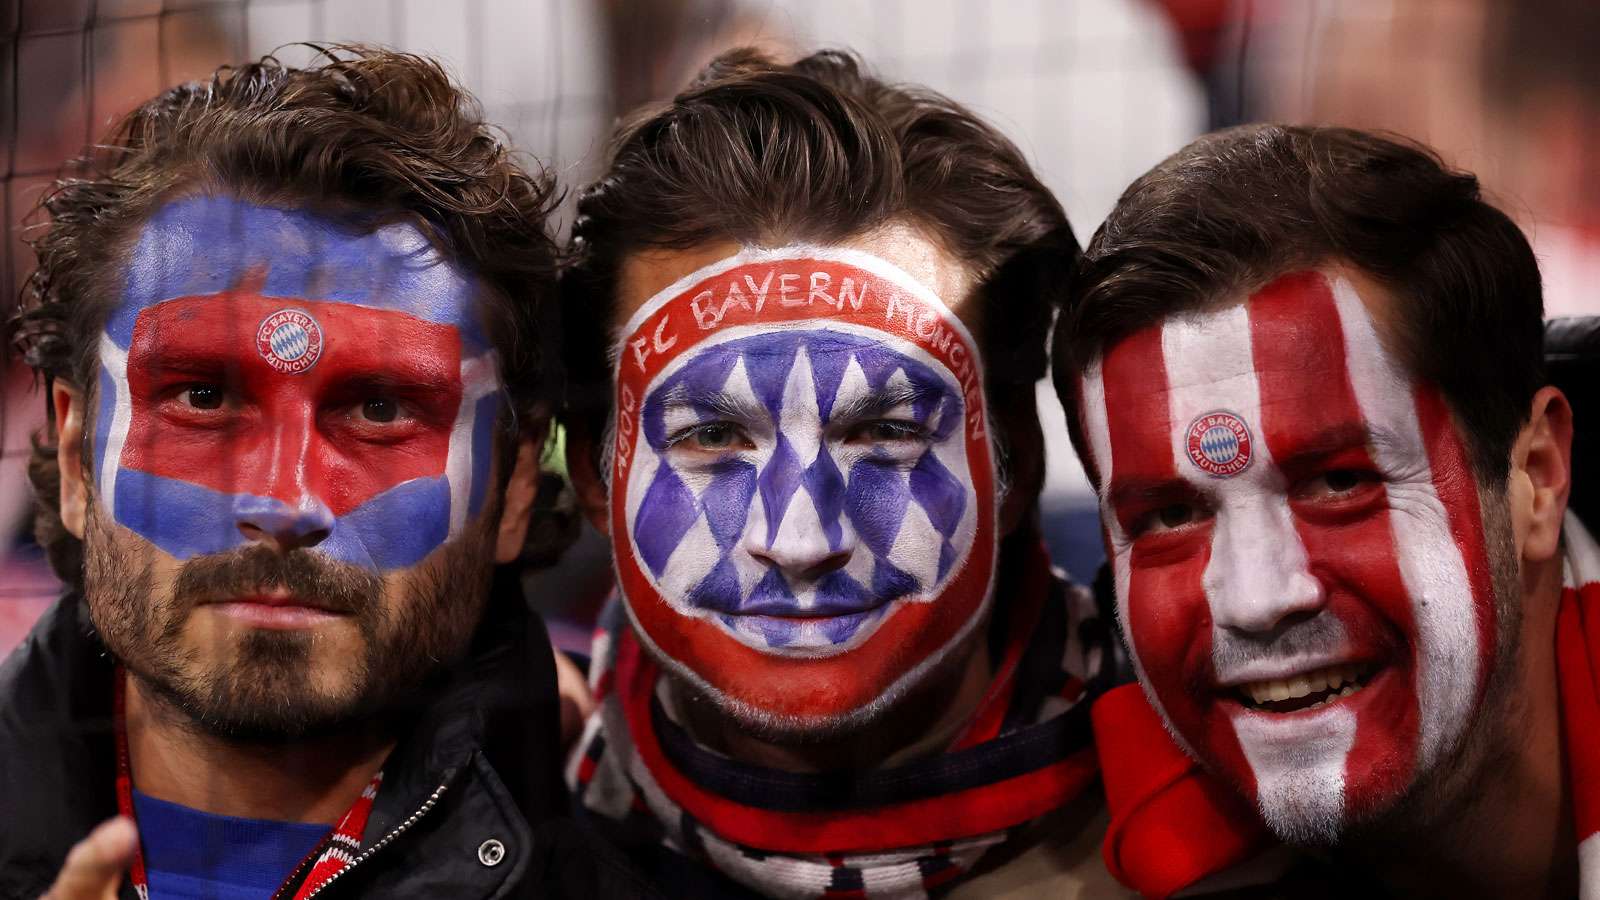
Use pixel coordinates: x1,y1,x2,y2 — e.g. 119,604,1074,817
641,328,962,449
1100,272,1414,438
107,194,485,350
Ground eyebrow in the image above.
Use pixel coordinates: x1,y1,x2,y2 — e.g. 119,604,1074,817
1270,421,1407,471
1107,476,1198,513
660,386,771,423
828,381,951,424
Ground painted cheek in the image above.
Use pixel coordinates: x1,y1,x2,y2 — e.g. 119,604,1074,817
1414,385,1497,694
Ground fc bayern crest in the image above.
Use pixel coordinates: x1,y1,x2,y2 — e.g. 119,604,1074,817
1186,410,1253,477
255,308,324,375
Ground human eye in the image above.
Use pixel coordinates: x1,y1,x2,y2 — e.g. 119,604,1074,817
1131,502,1207,537
1294,469,1383,503
179,383,226,410
846,419,929,446
361,397,399,423
668,421,754,455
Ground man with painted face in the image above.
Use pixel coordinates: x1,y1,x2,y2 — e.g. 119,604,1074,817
1,48,648,899
1055,124,1595,897
560,49,1129,898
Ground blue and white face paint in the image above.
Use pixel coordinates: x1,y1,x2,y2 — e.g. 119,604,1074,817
609,247,997,721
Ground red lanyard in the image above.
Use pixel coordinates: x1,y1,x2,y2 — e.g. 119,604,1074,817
113,669,382,899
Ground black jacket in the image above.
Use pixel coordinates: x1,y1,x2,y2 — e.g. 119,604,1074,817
0,569,655,899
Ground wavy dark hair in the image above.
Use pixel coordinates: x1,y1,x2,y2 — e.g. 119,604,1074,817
8,45,568,584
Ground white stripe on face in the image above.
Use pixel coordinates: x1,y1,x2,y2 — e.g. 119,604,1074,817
1330,277,1478,774
97,335,132,518
445,351,501,535
1159,305,1326,641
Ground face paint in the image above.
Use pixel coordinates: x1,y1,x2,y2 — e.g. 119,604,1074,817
95,195,500,572
1079,270,1496,840
610,247,997,722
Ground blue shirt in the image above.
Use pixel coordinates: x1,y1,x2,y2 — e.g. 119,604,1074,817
132,790,331,900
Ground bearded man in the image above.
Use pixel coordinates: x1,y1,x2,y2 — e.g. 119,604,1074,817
1,48,646,899
1055,124,1591,898
559,49,1129,898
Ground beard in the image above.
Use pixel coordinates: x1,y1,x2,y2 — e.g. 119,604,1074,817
82,495,494,742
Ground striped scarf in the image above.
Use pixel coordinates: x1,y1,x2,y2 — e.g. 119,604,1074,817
1095,511,1600,897
567,543,1114,899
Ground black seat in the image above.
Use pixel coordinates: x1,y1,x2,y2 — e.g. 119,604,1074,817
1548,316,1600,527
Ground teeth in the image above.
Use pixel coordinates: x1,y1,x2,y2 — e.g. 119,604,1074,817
1240,664,1368,707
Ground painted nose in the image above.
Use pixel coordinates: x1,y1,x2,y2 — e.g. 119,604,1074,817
234,412,333,552
1203,496,1326,634
746,486,854,580
234,495,335,553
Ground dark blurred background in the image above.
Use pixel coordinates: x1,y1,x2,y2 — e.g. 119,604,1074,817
4,0,1597,655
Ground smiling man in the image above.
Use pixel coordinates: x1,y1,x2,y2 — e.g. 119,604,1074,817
1056,124,1594,897
559,50,1128,898
1,48,645,899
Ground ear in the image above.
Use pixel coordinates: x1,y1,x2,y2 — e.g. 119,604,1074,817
564,416,611,536
53,380,89,540
494,431,544,564
996,383,1045,537
1508,385,1573,564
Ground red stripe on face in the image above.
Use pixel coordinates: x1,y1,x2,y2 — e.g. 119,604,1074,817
1247,272,1418,818
1414,386,1497,707
120,294,463,516
1100,324,1257,798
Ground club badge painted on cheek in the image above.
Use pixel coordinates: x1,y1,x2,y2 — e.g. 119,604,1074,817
95,196,501,572
1079,271,1496,837
610,248,997,720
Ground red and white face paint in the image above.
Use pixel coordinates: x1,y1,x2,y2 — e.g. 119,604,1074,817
1079,270,1496,839
609,246,997,724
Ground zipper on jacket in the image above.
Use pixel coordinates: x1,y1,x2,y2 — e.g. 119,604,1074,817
299,779,452,899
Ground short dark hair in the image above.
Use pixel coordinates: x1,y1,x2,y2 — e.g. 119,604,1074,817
562,48,1078,446
1054,124,1545,486
8,45,563,583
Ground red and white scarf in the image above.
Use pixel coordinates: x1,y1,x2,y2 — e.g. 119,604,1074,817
567,543,1111,899
112,671,382,900
1095,511,1600,898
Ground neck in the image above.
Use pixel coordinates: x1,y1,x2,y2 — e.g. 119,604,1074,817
124,673,394,824
1356,557,1575,898
675,630,993,773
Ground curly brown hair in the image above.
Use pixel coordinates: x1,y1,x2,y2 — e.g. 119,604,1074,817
8,45,567,584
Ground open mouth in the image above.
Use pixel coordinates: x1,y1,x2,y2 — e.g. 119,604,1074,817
1235,663,1378,713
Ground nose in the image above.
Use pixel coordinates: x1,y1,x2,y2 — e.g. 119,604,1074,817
749,528,852,580
234,495,335,553
1203,496,1326,634
745,484,854,581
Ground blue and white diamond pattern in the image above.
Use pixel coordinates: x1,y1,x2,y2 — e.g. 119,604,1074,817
623,325,981,655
